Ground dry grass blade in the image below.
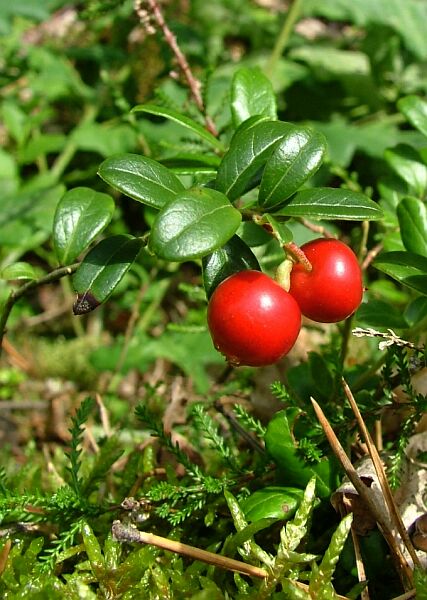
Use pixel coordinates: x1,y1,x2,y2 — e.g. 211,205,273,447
112,521,351,599
310,397,414,590
341,378,421,569
112,521,268,579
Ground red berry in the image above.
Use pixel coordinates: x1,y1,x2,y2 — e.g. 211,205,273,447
289,238,363,323
207,270,301,367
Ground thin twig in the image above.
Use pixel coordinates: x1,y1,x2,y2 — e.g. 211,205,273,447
265,0,304,78
0,263,79,358
391,591,416,600
298,218,336,239
136,0,218,136
341,378,421,569
361,242,383,271
310,397,414,590
112,521,268,579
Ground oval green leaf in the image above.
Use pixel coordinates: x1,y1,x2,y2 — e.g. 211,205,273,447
241,486,303,522
149,187,241,261
1,261,39,281
98,153,185,210
73,234,144,314
397,197,427,256
131,104,223,151
215,120,296,202
231,66,277,127
202,234,261,298
53,187,115,265
374,251,427,295
398,95,427,139
259,127,326,210
276,187,383,220
384,144,427,197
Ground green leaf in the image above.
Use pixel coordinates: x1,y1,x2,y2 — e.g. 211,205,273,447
374,251,427,295
241,486,303,522
356,300,409,329
149,187,241,261
202,234,260,298
398,95,427,139
215,120,296,202
131,104,223,151
276,187,383,220
384,144,427,197
303,0,427,61
260,214,293,244
73,235,144,314
397,197,427,256
1,261,39,281
53,187,115,265
264,409,331,498
98,153,185,210
231,66,277,127
258,127,326,210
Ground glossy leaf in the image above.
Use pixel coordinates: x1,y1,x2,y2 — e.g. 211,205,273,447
73,234,144,314
131,104,223,151
397,197,427,256
384,144,427,197
202,234,261,298
261,215,293,244
150,187,241,261
398,95,427,138
356,300,409,329
258,127,326,210
98,154,185,209
53,187,115,265
215,120,296,201
241,486,303,522
374,251,427,295
1,261,38,281
231,66,277,127
276,187,383,220
264,408,331,498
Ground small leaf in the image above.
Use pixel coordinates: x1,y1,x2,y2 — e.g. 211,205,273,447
398,95,427,139
202,234,260,298
276,187,383,220
215,120,296,201
98,154,185,209
258,127,326,210
73,235,144,314
385,144,427,197
374,251,427,295
53,187,115,265
131,104,223,151
1,261,39,281
397,197,427,256
264,409,331,498
260,215,293,245
241,486,303,522
231,66,277,127
149,187,241,261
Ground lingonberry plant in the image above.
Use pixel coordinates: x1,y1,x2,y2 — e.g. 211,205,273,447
0,66,383,361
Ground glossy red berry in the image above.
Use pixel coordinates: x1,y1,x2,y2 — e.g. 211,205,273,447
289,238,363,323
207,270,301,367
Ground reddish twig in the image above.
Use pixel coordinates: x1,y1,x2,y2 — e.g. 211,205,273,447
135,0,218,136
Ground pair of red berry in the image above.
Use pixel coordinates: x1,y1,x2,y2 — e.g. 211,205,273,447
207,239,363,367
